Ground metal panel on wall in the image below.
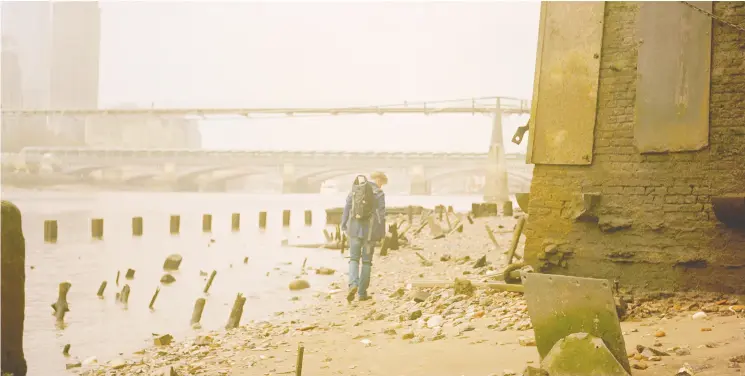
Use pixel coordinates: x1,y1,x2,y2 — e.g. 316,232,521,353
634,2,712,153
527,2,605,165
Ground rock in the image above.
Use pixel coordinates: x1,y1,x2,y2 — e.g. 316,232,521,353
402,332,415,340
160,274,176,284
541,333,629,376
518,336,536,347
316,267,335,275
675,365,695,376
409,309,423,320
82,356,98,366
194,335,213,346
163,254,183,271
65,360,82,369
440,254,452,262
521,366,549,376
383,328,397,335
125,268,136,279
598,217,632,233
154,334,173,346
730,355,745,363
654,329,666,337
152,365,179,376
692,311,707,319
289,279,310,291
632,362,648,370
674,347,691,356
473,255,487,268
635,345,669,357
454,278,475,296
426,315,443,328
502,370,517,376
389,288,405,299
110,358,127,369
700,327,712,332
412,290,430,303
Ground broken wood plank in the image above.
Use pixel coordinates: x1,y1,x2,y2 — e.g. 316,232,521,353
506,217,526,265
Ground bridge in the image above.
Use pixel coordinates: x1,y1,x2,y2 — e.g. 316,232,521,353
2,147,534,195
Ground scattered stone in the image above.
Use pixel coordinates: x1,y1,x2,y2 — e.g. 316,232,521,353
454,278,475,296
440,254,451,262
124,269,135,279
674,347,691,356
152,365,179,376
289,279,310,291
81,356,97,366
473,255,487,268
412,290,430,303
654,329,666,337
402,331,415,340
110,358,127,369
426,315,443,328
632,362,648,370
521,366,549,376
409,309,423,320
316,267,335,275
383,328,397,335
160,274,176,284
389,288,405,299
154,334,173,346
163,254,183,271
700,327,712,332
692,311,707,320
65,360,82,370
541,333,629,376
194,335,213,346
502,370,517,376
518,336,536,347
730,355,745,363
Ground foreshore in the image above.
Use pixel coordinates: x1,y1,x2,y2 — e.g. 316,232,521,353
75,211,745,376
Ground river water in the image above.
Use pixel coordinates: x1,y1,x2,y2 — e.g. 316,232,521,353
3,190,487,375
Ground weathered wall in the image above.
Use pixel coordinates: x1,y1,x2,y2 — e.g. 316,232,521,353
1,201,28,375
524,2,745,293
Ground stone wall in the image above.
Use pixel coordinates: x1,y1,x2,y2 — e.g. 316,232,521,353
524,2,745,293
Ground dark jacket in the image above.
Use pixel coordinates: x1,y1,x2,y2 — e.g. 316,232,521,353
341,182,386,242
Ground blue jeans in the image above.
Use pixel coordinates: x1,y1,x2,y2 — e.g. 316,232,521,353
348,236,374,298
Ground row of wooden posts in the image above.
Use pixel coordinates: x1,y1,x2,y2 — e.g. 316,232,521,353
42,209,316,243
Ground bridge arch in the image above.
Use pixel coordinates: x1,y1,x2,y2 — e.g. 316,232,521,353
427,168,533,193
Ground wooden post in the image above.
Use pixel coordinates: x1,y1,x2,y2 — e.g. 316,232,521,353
169,215,180,235
131,217,143,237
282,210,291,227
96,281,107,298
472,203,481,218
467,214,474,224
2,201,28,376
91,218,104,240
407,205,413,223
62,344,71,357
322,229,333,243
125,268,135,280
202,214,212,233
149,287,160,310
503,201,514,217
44,220,58,243
506,217,526,265
119,285,131,305
191,298,206,326
389,224,399,251
203,270,217,293
231,213,240,232
304,210,312,226
447,205,454,213
51,282,72,323
115,271,120,286
258,211,267,229
445,212,453,232
295,342,305,376
225,293,246,329
485,224,500,249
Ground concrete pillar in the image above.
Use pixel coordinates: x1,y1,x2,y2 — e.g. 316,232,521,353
1,201,28,376
484,102,509,203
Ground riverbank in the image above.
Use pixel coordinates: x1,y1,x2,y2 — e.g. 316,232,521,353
75,212,745,376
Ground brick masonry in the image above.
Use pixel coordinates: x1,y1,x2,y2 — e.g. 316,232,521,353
524,2,745,293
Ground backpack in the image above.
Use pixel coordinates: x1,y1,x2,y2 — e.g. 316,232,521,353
350,175,375,221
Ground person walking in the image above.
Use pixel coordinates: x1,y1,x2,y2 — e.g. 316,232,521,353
341,171,387,302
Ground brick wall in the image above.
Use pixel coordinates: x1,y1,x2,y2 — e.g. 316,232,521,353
524,2,745,293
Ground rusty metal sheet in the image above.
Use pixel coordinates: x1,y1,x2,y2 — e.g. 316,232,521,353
635,2,712,153
527,2,605,165
522,273,631,374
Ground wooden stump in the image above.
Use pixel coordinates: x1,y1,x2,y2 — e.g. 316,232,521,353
149,287,160,310
97,281,107,298
231,213,241,232
282,210,291,227
1,201,28,376
203,271,217,293
191,298,206,326
51,282,72,323
225,293,246,329
258,211,267,229
202,214,212,233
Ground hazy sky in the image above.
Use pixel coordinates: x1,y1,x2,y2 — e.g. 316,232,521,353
98,1,540,152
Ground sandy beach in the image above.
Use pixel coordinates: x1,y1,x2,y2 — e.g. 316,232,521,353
76,212,745,376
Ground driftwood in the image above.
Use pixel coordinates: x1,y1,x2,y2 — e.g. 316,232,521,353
119,285,131,305
97,281,107,298
295,342,305,376
506,217,526,264
485,224,500,248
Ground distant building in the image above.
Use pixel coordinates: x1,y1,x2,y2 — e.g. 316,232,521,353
0,1,100,151
85,104,202,149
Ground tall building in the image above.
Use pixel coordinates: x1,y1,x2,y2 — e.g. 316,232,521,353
0,1,100,151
